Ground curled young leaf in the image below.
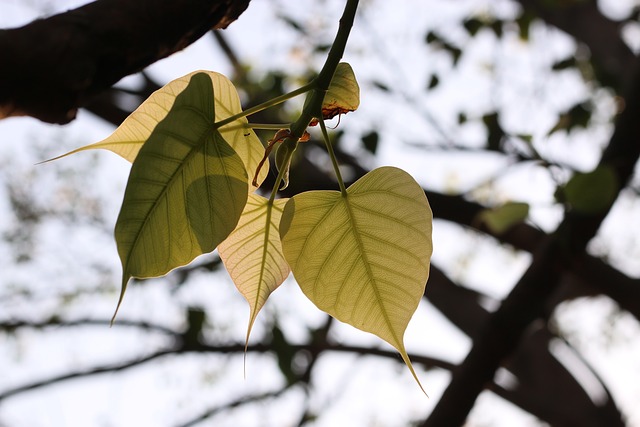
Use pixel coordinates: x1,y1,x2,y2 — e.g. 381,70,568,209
275,143,296,191
321,62,360,120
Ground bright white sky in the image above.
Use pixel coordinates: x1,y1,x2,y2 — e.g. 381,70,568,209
1,1,640,426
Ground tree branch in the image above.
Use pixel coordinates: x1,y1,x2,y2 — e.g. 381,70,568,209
0,0,251,124
0,318,180,337
427,264,625,426
2,309,622,425
0,338,453,402
427,190,640,323
0,348,177,402
423,58,640,427
176,386,295,427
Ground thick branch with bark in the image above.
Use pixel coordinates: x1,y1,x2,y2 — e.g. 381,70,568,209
0,0,251,124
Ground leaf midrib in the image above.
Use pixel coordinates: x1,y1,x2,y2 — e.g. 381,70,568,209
340,192,403,349
123,105,218,275
250,198,275,328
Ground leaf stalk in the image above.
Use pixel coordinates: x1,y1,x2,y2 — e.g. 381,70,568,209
271,0,360,193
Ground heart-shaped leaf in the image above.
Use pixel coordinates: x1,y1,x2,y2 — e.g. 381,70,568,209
218,194,290,344
114,73,248,317
279,166,432,392
48,71,268,187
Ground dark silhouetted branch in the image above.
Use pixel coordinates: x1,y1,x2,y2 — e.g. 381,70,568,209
0,337,453,403
0,348,177,402
0,318,180,336
0,0,251,124
177,386,295,427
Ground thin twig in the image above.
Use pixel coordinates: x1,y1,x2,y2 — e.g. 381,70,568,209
176,385,295,427
0,318,180,337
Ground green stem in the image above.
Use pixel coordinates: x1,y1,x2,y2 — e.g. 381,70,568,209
216,123,292,133
248,123,292,130
214,82,314,129
315,0,359,91
319,115,347,195
272,0,360,193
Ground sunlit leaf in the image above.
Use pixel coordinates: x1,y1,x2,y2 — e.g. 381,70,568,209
114,73,248,317
218,194,290,344
321,62,360,120
279,166,433,393
49,71,268,187
479,202,529,234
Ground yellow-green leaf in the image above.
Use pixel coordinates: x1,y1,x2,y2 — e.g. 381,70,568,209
218,194,290,344
49,71,268,187
114,73,248,317
322,62,360,120
478,202,529,234
279,166,432,392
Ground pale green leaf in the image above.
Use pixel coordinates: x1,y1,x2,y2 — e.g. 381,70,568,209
279,166,432,392
114,73,248,317
322,62,360,120
479,202,529,234
49,71,268,187
218,194,290,344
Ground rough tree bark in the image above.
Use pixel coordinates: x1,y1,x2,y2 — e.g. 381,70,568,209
0,0,251,124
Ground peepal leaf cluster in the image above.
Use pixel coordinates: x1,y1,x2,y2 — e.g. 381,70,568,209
54,69,434,390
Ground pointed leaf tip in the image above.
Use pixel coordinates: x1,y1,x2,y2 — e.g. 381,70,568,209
110,275,130,326
45,71,268,188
